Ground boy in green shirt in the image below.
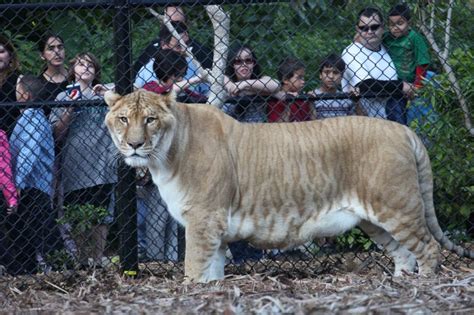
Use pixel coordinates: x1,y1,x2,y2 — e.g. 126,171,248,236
383,3,430,124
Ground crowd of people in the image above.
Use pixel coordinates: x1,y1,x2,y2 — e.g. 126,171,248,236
0,3,432,274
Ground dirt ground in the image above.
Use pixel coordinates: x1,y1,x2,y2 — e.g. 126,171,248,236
1,251,473,314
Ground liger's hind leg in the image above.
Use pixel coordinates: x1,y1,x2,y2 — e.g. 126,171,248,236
374,206,440,276
359,220,416,276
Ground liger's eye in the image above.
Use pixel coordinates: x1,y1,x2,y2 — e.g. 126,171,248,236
146,117,156,124
119,116,128,123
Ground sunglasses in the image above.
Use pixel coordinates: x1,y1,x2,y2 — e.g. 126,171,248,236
233,58,255,66
357,24,382,32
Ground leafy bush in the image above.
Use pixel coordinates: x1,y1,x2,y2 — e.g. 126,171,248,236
58,203,109,234
56,204,109,266
413,48,474,233
335,228,374,251
45,249,77,272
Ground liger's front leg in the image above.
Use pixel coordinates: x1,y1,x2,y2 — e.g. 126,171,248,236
183,211,227,283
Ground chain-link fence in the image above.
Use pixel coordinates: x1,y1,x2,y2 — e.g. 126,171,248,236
0,0,472,279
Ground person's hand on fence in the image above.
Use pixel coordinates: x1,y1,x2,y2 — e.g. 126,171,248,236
402,81,416,99
273,91,287,100
234,80,252,95
349,86,360,98
276,91,299,101
93,83,115,96
93,84,108,96
6,205,17,215
7,191,19,215
197,68,211,83
225,80,240,96
187,69,210,85
173,71,209,93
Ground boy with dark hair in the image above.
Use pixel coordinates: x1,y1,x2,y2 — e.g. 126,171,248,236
143,49,206,103
268,56,314,122
310,53,355,118
318,53,346,74
383,3,431,124
134,18,211,96
9,75,58,273
152,49,188,89
384,3,430,88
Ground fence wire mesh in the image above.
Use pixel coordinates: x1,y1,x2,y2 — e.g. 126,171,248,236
0,0,472,280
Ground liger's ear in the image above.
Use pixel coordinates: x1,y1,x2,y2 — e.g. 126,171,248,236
160,88,177,106
104,91,122,108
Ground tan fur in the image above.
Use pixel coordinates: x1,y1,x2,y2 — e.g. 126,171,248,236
105,90,472,283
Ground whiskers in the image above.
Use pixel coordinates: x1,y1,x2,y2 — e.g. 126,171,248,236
109,148,124,167
149,149,169,165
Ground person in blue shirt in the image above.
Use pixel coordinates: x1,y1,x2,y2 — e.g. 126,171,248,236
9,74,59,273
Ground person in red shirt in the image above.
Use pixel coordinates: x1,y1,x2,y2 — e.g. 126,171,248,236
267,57,314,122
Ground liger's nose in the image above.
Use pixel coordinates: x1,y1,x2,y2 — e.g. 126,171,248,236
128,141,144,149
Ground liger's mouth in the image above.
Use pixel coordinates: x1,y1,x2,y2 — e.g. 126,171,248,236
127,150,147,158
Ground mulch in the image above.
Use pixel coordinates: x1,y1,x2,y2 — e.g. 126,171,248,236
1,250,473,314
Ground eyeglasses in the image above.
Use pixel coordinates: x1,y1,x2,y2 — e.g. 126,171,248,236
233,58,255,66
357,24,382,32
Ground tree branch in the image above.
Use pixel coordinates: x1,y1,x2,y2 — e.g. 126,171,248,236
419,7,474,136
205,5,230,108
429,3,435,34
443,0,453,61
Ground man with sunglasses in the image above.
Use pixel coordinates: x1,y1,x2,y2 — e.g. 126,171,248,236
341,7,413,120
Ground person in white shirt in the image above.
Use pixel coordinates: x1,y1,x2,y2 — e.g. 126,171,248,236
341,7,413,119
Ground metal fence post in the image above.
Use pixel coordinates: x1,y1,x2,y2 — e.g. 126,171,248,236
113,0,138,276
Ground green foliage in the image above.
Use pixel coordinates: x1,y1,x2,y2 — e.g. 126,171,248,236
413,48,474,231
2,8,116,82
336,228,374,251
45,249,77,272
2,30,39,75
58,203,109,234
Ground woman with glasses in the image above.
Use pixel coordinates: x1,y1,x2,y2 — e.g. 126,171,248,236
221,44,280,262
222,44,279,123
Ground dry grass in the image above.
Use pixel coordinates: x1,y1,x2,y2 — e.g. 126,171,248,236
1,251,473,314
